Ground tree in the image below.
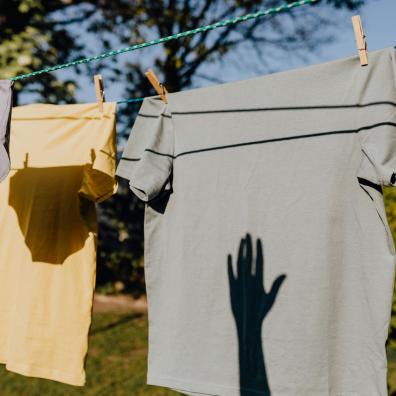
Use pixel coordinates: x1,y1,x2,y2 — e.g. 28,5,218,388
384,187,396,346
0,0,96,102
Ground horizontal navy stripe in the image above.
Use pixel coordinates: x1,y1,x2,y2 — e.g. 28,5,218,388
137,113,171,119
120,157,140,162
172,101,396,116
145,149,174,158
120,149,173,162
121,121,396,161
136,101,396,119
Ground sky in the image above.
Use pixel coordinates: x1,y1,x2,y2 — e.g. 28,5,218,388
21,0,396,106
324,0,396,61
87,0,396,104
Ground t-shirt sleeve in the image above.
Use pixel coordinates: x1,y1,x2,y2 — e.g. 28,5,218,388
79,102,118,202
116,96,174,202
360,48,396,187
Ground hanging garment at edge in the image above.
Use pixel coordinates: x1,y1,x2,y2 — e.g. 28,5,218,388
0,80,13,183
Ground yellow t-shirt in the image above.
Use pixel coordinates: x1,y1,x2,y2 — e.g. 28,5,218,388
0,102,117,386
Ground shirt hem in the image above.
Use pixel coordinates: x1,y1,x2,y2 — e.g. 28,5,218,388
3,361,85,387
147,375,368,396
148,375,268,396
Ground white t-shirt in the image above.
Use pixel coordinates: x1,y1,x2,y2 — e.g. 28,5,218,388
117,47,396,396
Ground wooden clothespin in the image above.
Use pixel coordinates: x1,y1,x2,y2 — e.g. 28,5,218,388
352,15,368,66
145,69,168,104
94,74,105,112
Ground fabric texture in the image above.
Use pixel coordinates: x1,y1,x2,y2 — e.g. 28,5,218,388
117,47,396,396
0,102,117,386
0,80,13,182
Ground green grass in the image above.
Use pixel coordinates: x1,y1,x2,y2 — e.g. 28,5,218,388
2,310,396,395
388,343,396,395
0,312,181,396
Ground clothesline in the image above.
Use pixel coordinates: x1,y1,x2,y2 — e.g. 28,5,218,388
10,0,318,82
116,98,144,105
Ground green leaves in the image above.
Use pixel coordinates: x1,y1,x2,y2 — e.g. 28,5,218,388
384,187,396,349
0,0,85,102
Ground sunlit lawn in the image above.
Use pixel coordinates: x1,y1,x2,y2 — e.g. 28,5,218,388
2,308,396,395
0,311,181,396
388,344,396,395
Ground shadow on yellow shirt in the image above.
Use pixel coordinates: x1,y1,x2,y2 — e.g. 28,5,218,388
0,102,117,386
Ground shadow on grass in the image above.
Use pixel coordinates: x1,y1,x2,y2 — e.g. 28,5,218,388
90,312,144,335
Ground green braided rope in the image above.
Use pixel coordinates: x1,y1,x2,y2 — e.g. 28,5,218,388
10,0,318,81
117,98,145,104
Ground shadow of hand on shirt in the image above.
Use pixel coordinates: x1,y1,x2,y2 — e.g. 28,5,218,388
228,234,286,396
8,154,113,264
